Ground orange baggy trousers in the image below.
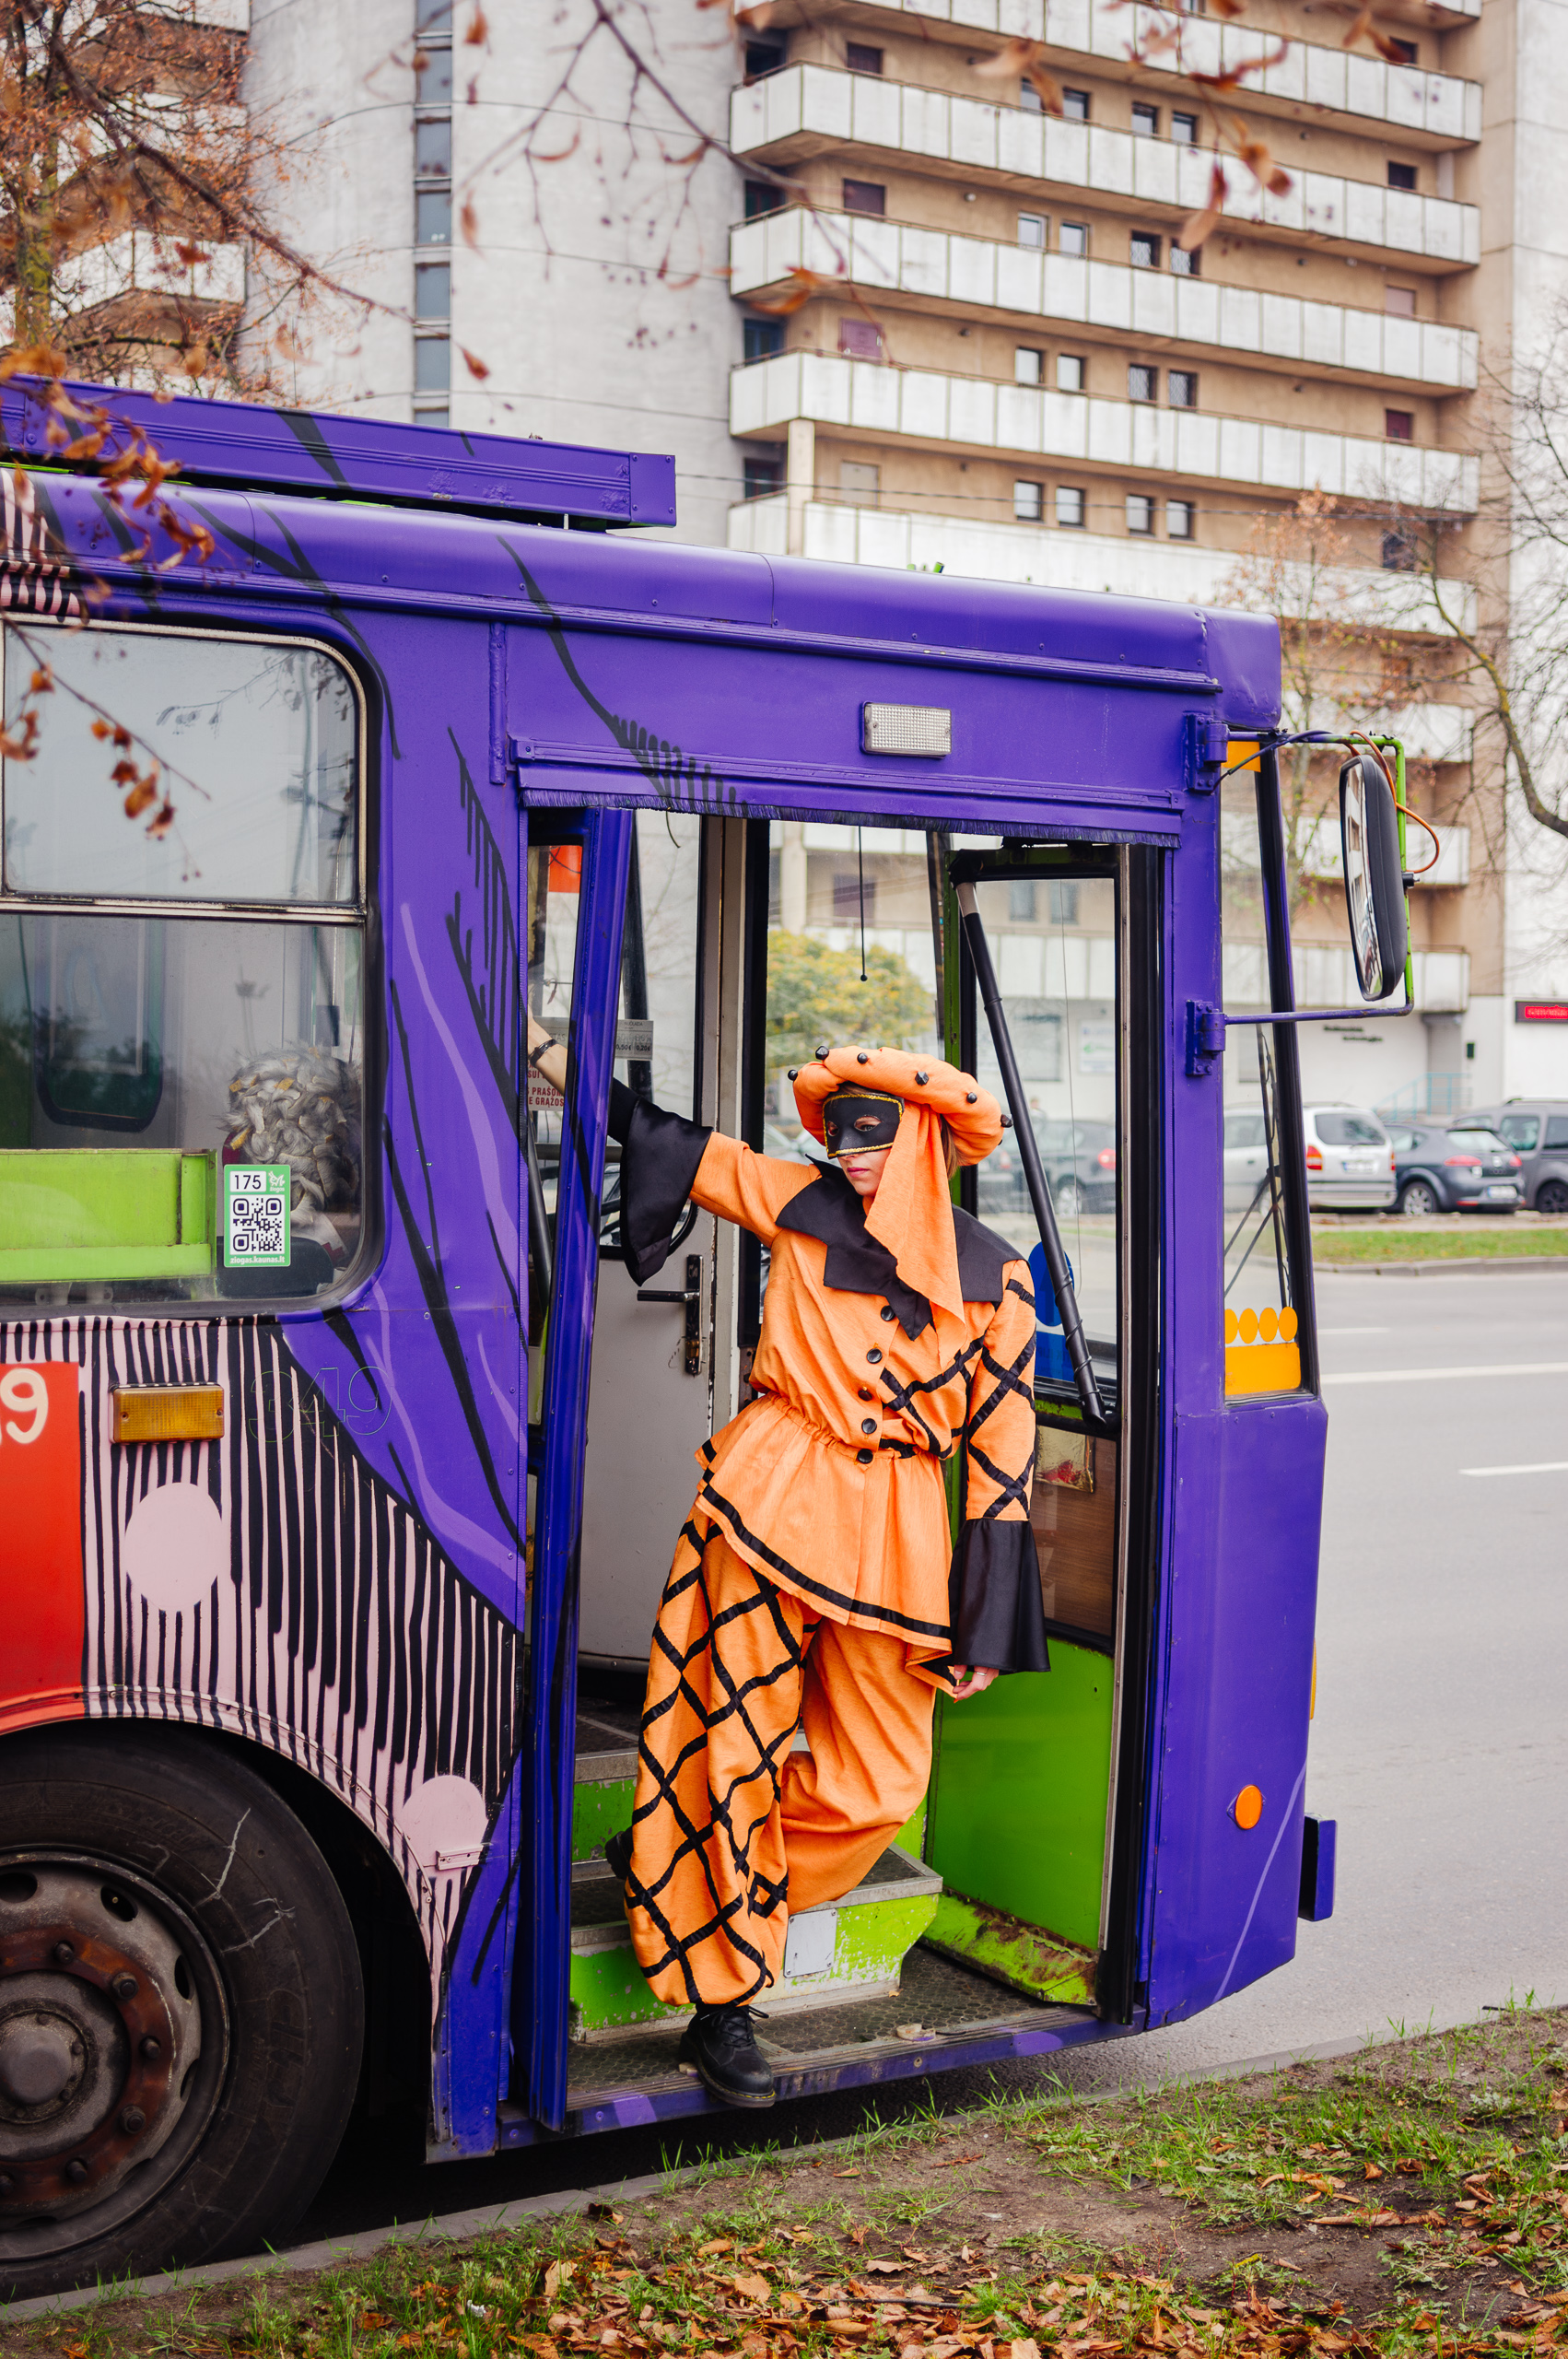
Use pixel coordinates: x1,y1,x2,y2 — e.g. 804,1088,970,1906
623,1520,942,2007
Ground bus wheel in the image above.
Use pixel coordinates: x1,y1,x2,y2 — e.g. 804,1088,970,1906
0,1727,364,2300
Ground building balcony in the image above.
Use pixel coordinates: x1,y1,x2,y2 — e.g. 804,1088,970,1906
727,491,1478,635
732,211,1478,394
731,352,1479,511
50,232,246,314
1223,940,1471,1012
760,0,1481,124
733,69,1480,271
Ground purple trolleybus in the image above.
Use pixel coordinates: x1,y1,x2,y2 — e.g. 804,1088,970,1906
0,384,1408,2296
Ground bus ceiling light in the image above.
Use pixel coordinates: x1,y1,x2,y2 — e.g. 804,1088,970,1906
110,1386,224,1444
860,704,952,757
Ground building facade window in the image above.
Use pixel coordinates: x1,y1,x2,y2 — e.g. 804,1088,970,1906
1382,530,1417,569
1020,77,1043,112
1386,284,1417,317
1387,159,1417,191
1389,35,1418,62
1131,103,1158,135
1166,499,1196,539
744,317,786,362
1128,363,1157,403
1057,353,1085,392
845,41,883,73
745,37,785,78
413,4,451,424
744,180,781,219
743,455,783,499
1013,479,1043,522
1059,221,1088,257
1062,88,1090,121
839,459,881,507
1168,370,1197,408
1171,111,1199,144
838,317,883,359
1127,494,1155,534
1171,242,1199,276
1130,230,1161,268
1017,212,1046,248
1014,347,1044,386
1386,408,1414,440
1056,485,1085,528
843,179,886,215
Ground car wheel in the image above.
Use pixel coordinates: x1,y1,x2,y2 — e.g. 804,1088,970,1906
1537,1180,1568,1218
1397,1179,1442,1217
0,1726,364,2299
1053,1176,1085,1217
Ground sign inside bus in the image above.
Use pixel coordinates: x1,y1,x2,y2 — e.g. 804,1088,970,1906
1515,1001,1568,1023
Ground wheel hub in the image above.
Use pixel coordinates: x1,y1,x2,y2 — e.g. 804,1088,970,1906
0,1868,203,2219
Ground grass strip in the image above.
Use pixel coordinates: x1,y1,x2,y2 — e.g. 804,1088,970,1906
1310,1226,1568,1263
10,2006,1567,2359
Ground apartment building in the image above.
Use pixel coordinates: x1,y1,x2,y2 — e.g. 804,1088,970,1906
231,0,1568,1113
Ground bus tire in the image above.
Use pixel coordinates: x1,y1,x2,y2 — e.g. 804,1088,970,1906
0,1724,365,2300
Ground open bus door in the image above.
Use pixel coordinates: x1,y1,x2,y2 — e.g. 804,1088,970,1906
513,811,1160,2134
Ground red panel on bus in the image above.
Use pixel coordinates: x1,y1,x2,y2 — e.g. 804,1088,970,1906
0,1363,86,1723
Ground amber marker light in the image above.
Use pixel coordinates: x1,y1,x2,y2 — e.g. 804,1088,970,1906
110,1386,224,1443
1231,1784,1265,1831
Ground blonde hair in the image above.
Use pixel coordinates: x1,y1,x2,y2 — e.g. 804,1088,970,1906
941,1119,961,1180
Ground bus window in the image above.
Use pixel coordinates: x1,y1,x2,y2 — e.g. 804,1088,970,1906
0,624,365,1304
1221,771,1303,1395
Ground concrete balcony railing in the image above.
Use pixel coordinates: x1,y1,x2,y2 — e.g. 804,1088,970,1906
731,352,1479,511
727,490,1479,634
785,0,1481,123
731,210,1478,393
1223,939,1470,1011
733,68,1480,268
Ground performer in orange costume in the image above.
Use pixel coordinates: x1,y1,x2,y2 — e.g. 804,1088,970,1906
525,1023,1047,2107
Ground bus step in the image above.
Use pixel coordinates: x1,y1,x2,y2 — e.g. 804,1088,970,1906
568,1841,942,2041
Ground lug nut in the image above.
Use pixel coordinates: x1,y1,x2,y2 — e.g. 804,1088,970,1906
119,2106,146,2135
139,2035,161,2060
52,1941,75,1966
64,2158,88,2186
111,1973,137,2001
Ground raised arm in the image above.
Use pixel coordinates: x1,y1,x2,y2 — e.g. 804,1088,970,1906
948,1262,1050,1685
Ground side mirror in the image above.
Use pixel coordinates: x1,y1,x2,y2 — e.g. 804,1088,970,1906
1339,754,1408,1002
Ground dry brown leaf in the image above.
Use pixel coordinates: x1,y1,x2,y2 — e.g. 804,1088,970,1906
732,2273,771,2303
834,2167,862,2178
461,346,490,381
544,2261,576,2302
465,6,488,41
461,196,480,249
697,2239,733,2256
1177,159,1228,252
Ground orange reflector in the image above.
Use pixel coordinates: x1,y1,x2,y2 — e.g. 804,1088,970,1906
1232,1783,1265,1831
110,1386,224,1443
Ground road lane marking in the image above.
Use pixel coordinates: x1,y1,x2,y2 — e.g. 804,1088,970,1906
1460,1461,1568,1478
1322,1360,1568,1385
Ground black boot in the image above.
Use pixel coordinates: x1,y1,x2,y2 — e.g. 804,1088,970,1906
679,2004,776,2108
604,1826,633,1884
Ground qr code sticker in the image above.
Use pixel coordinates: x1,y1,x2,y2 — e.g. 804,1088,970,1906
224,1164,291,1267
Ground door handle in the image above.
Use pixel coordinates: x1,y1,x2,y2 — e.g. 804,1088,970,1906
635,1252,703,1377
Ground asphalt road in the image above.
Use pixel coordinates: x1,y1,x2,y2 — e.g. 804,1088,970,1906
292,1264,1568,2240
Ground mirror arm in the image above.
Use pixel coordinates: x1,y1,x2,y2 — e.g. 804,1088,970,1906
954,883,1109,1433
1185,997,1413,1078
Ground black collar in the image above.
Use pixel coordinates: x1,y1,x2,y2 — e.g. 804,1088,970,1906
774,1165,1016,1339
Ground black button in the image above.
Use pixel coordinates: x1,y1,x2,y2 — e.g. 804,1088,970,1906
856,1448,873,1465
859,1387,873,1402
867,1348,883,1365
880,1305,895,1322
860,1417,877,1435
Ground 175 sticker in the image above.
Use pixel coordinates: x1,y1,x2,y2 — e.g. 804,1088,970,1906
224,1164,291,1268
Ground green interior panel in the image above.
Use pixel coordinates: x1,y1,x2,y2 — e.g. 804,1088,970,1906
573,1774,632,1864
0,1148,216,1280
925,1639,1113,1954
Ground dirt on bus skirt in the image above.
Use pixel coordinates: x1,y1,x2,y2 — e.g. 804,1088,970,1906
6,2004,1567,2359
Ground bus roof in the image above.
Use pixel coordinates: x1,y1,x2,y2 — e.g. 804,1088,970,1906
1,378,677,531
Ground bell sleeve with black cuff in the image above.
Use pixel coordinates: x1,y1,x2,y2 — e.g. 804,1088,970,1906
607,1080,711,1285
947,1264,1050,1674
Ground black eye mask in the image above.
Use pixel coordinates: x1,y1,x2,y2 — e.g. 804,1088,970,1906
821,1088,903,1159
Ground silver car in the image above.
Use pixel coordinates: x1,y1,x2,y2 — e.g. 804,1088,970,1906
1302,1104,1396,1211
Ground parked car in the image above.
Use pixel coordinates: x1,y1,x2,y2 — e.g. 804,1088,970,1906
1383,1121,1523,1215
1035,1119,1117,1215
1301,1105,1396,1211
1467,1100,1568,1215
1223,1108,1273,1215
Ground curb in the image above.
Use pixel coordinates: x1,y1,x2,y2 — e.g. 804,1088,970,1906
1316,1254,1568,1276
0,2024,1463,2324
